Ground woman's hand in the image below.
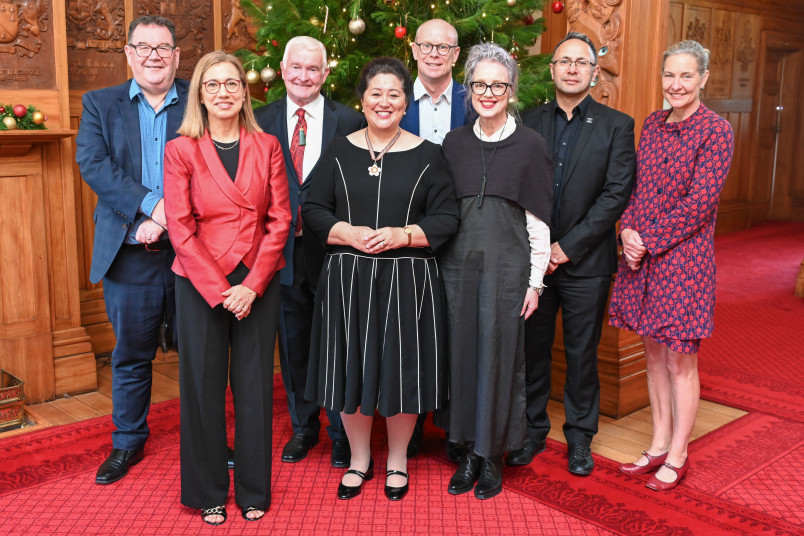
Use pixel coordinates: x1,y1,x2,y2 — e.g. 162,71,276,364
328,222,375,250
365,227,406,253
222,284,257,320
520,288,539,320
620,228,647,270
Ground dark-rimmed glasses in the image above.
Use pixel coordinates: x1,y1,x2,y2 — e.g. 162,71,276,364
202,79,243,94
551,58,596,69
469,81,511,96
415,42,458,56
128,44,176,58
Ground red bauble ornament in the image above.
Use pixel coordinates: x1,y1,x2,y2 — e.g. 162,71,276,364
0,106,5,114
511,53,518,60
523,14,534,25
13,104,27,118
271,39,279,47
551,1,564,13
394,26,407,39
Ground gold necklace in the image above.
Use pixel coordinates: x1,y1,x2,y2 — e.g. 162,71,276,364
365,129,401,176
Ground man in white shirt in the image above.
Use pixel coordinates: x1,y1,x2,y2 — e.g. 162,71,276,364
254,36,363,468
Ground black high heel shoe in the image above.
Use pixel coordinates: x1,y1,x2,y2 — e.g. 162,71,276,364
337,459,374,500
384,470,409,501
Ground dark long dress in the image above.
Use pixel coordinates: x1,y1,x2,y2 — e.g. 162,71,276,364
303,138,459,417
439,123,553,458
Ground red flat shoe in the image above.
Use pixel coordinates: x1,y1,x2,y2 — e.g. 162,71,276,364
619,451,668,475
646,459,689,491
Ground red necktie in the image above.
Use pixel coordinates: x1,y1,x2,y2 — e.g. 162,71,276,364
290,108,306,233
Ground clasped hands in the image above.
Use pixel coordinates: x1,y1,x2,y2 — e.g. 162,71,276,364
620,228,647,270
345,224,408,253
135,199,167,245
222,284,257,320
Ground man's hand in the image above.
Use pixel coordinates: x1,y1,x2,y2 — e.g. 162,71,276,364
135,219,166,244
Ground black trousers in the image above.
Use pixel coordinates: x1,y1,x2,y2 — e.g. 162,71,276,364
524,271,611,446
278,237,343,440
177,263,279,510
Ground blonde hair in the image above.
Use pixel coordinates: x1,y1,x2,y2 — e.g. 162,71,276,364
178,51,262,138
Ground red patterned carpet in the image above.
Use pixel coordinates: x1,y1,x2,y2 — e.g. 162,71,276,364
1,221,802,535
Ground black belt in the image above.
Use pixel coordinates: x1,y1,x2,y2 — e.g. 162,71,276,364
123,240,173,252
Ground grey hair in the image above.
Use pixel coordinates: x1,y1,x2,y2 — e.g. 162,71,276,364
463,42,519,115
553,31,597,62
282,36,328,70
662,40,710,76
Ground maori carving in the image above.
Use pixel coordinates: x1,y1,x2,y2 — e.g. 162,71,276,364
686,17,707,43
223,0,256,52
66,0,125,52
0,0,49,57
566,0,623,108
712,23,731,71
736,20,756,73
137,0,209,61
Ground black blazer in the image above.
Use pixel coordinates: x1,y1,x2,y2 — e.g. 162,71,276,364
521,98,636,277
254,96,364,285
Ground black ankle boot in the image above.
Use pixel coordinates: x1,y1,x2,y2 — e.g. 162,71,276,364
474,456,503,499
448,450,481,495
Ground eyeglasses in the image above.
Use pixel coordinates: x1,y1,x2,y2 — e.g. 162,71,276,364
415,42,458,56
469,81,511,96
202,79,243,94
551,58,596,69
129,44,176,58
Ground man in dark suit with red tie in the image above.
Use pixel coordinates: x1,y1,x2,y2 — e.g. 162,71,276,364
255,36,363,467
514,32,636,476
75,15,188,485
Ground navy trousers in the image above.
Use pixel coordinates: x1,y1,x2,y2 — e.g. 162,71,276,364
103,244,176,451
278,236,343,441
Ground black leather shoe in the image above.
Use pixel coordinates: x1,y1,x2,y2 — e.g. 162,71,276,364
448,451,481,495
337,459,374,500
95,448,144,485
446,441,470,463
474,456,503,499
506,437,546,466
227,447,235,470
331,439,350,468
568,444,594,476
281,434,319,463
384,470,409,501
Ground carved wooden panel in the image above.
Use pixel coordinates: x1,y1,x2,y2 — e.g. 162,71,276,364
134,0,214,81
731,12,758,99
566,0,624,109
0,0,57,89
708,9,735,99
222,0,256,53
65,0,127,90
668,3,684,46
683,5,711,45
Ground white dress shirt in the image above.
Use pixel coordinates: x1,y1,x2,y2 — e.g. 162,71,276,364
285,93,325,182
413,77,453,145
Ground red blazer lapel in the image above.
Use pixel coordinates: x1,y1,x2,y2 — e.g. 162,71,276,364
235,126,256,199
199,130,252,208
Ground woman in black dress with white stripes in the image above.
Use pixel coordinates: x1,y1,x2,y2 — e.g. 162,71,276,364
303,57,459,502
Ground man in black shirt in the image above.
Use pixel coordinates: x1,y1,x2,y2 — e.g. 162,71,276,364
517,32,636,475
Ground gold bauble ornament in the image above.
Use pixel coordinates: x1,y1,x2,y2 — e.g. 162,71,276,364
2,116,18,129
246,69,261,85
309,17,321,27
260,67,277,84
32,111,46,125
507,0,516,6
348,18,366,35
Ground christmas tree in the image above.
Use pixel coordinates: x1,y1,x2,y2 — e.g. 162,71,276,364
236,0,554,110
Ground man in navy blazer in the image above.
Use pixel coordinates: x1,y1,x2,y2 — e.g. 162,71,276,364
254,36,363,468
75,15,189,485
514,32,635,475
399,18,472,143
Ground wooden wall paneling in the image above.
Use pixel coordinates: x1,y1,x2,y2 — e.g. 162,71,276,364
683,5,712,44
668,3,685,46
708,9,735,99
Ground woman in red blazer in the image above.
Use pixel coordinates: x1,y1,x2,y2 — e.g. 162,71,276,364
164,51,290,526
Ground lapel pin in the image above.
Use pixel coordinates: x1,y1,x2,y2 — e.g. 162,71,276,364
586,118,593,123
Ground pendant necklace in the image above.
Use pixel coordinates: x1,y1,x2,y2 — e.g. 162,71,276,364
477,122,506,208
212,138,240,151
365,128,401,176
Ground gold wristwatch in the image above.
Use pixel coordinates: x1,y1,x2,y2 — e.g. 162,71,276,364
404,226,412,246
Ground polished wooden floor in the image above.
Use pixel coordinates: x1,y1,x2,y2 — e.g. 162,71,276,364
10,352,746,464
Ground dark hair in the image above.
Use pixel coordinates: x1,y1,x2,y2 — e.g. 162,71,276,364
553,31,597,62
356,57,413,103
128,15,177,47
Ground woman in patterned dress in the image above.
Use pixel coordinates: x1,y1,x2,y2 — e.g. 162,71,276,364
303,57,459,501
609,41,734,491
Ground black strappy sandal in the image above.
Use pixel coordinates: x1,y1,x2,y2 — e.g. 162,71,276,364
201,505,227,526
241,506,265,521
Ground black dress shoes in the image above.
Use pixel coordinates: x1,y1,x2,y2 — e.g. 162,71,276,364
568,444,594,476
331,438,351,468
446,441,470,463
506,437,547,466
448,451,481,495
384,470,409,501
95,448,144,485
474,456,503,500
227,447,235,470
337,459,374,500
281,434,319,463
